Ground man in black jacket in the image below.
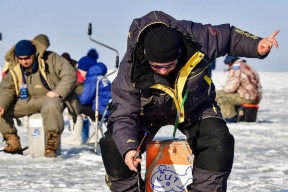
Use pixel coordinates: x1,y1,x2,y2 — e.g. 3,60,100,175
100,11,279,192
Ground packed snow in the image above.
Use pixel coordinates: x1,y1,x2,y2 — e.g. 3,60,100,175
0,71,288,192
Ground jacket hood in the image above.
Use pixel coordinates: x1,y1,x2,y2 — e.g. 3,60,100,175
86,62,107,77
127,11,190,49
127,11,199,89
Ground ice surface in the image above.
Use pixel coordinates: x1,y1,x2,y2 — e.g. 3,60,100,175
0,71,287,192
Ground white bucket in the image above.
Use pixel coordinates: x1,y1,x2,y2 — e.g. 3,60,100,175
28,113,61,157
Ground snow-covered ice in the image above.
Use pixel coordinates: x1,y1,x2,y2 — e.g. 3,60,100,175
0,71,288,192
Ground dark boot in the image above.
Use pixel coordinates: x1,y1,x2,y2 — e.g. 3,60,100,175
3,133,23,155
45,130,60,157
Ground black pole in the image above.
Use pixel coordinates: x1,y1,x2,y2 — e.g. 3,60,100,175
88,23,119,68
87,23,119,153
0,33,10,47
88,24,92,36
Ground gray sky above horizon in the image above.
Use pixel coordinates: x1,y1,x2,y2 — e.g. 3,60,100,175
0,0,287,72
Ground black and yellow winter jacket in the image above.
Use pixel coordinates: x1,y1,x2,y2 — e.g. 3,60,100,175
108,11,265,157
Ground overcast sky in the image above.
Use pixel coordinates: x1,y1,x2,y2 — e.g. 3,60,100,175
0,0,287,72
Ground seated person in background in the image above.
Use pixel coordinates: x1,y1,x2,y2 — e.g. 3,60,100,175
63,49,111,146
1,34,52,128
77,49,112,121
216,55,262,122
61,51,85,146
61,52,83,95
0,39,80,157
61,52,77,69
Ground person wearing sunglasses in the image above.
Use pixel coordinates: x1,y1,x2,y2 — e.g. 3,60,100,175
0,39,81,157
99,11,279,192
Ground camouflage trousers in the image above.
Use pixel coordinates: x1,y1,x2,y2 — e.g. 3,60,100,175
216,90,259,118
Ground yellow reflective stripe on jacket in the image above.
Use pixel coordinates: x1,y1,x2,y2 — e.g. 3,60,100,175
150,83,179,115
204,74,212,95
9,59,49,96
177,51,205,101
204,75,217,114
9,64,23,95
151,51,205,123
212,104,217,114
204,75,212,86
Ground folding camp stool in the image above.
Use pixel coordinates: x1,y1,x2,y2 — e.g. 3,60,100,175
86,67,117,153
85,99,112,148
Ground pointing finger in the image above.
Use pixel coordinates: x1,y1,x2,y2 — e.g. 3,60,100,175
269,30,280,39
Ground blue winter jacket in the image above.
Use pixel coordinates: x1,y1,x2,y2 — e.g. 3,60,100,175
78,62,112,116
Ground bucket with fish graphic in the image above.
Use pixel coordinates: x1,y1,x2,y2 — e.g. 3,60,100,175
145,139,194,192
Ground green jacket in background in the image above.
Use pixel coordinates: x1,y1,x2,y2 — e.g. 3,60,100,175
0,40,81,122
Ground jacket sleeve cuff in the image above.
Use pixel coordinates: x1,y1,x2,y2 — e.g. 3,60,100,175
255,39,269,59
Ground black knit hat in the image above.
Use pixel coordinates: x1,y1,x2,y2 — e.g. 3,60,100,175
144,26,181,63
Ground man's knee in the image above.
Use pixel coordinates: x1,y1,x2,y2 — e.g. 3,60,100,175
100,131,144,191
195,132,234,172
99,131,135,178
187,118,235,172
41,97,64,112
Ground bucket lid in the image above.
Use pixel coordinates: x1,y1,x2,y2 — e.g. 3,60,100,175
242,103,259,108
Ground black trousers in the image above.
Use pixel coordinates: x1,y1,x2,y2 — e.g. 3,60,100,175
100,117,234,192
80,105,103,122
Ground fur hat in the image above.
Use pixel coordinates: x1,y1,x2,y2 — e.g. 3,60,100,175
144,26,181,63
14,40,36,57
